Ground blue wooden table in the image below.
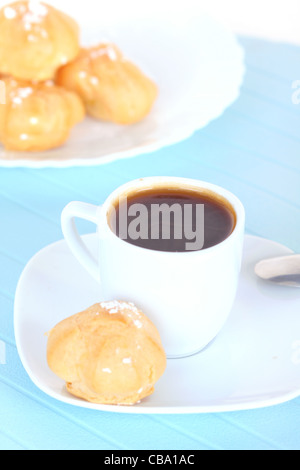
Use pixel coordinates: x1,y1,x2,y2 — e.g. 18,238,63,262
0,37,300,450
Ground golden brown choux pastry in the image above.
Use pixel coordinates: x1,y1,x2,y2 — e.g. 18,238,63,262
0,77,85,151
47,302,167,405
56,43,158,125
0,1,80,81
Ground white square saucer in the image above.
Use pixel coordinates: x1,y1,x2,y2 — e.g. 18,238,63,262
14,234,300,414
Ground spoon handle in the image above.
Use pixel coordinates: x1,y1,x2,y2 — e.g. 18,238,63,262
255,254,300,288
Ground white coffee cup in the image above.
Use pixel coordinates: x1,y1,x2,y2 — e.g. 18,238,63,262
61,177,245,359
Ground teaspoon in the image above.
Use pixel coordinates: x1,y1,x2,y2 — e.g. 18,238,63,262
255,254,300,287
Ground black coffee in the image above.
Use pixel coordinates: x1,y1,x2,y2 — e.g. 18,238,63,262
109,187,236,252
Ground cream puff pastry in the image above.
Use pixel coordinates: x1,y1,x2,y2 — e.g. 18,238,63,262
56,43,158,125
0,77,85,151
0,1,80,81
47,302,166,405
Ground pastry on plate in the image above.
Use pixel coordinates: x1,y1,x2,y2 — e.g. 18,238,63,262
47,301,167,405
0,77,85,151
56,43,158,125
0,1,80,81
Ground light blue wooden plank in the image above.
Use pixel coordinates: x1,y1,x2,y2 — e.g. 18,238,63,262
219,401,300,451
240,37,300,80
153,414,279,450
0,430,27,450
190,133,300,206
0,344,129,450
242,68,300,111
202,111,300,171
0,381,122,450
0,195,62,263
0,294,15,345
0,253,23,300
232,94,300,140
27,166,131,205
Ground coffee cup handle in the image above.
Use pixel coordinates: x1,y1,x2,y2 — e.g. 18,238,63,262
61,202,100,282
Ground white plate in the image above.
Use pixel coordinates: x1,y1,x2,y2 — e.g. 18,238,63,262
14,234,300,414
0,0,245,168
